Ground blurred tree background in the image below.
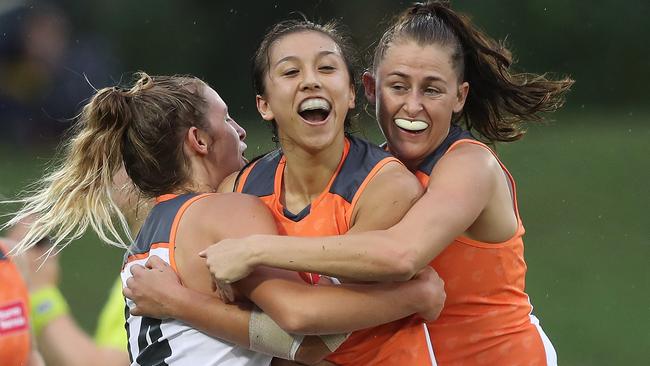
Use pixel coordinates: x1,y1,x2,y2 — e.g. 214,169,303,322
1,0,648,365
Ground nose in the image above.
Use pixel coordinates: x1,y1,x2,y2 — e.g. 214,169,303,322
299,69,321,91
402,91,423,117
232,119,246,141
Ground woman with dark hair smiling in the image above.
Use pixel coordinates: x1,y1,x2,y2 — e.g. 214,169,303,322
203,2,572,365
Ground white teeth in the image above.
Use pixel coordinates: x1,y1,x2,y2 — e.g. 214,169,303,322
299,98,331,112
394,118,429,132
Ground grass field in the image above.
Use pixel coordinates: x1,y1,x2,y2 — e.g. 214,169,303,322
1,110,648,365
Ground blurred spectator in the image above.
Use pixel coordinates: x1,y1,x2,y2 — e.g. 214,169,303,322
0,237,44,366
4,170,148,366
0,1,118,145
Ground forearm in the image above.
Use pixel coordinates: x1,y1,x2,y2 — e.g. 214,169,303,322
27,349,45,366
38,316,128,366
167,286,252,347
239,268,423,334
249,232,415,282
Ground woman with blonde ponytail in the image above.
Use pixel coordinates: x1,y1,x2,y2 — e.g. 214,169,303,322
6,72,445,366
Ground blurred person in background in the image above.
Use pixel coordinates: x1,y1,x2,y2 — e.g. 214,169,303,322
0,236,44,366
4,169,145,366
6,215,130,366
0,1,117,145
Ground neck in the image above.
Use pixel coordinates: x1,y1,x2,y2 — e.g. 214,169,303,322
281,135,346,208
184,158,219,195
402,157,424,173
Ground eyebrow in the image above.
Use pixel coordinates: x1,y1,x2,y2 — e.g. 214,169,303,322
274,50,338,67
387,71,445,82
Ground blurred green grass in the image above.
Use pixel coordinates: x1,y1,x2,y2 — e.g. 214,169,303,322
1,110,648,365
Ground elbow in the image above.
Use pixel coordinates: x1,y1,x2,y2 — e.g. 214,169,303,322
371,233,420,281
273,306,314,334
387,247,420,281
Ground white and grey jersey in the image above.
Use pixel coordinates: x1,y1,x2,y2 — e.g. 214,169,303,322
121,193,272,366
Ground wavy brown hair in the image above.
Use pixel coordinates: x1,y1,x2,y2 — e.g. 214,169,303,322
371,0,574,142
6,72,208,253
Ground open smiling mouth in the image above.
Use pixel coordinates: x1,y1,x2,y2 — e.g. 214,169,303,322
394,118,429,134
298,98,331,125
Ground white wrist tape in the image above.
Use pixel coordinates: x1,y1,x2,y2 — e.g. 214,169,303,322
319,333,350,352
249,307,304,360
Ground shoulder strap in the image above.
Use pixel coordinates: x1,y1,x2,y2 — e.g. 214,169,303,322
238,150,283,197
417,125,473,176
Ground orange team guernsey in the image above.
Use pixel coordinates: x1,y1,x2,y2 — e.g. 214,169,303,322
235,135,436,365
408,125,557,365
0,241,31,366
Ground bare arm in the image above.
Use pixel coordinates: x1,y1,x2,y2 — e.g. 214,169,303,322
237,265,442,334
205,145,507,282
203,161,424,282
37,316,129,366
192,165,446,326
127,192,443,330
126,257,442,365
18,245,129,366
126,260,334,366
126,189,444,362
27,348,45,366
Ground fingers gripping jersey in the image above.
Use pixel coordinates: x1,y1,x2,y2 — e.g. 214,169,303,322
121,194,272,366
0,243,30,366
235,136,435,365
411,125,557,365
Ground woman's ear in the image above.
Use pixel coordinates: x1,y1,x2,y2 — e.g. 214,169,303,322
454,81,470,113
256,95,275,121
348,83,356,109
186,126,209,156
362,71,377,105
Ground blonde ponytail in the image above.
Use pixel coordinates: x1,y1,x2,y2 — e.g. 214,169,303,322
5,72,208,256
6,86,135,254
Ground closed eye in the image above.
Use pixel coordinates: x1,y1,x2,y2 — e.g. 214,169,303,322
424,87,441,96
283,69,299,77
390,84,408,93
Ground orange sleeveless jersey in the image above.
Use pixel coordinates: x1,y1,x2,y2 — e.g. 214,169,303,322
0,242,31,366
407,126,557,365
236,136,436,365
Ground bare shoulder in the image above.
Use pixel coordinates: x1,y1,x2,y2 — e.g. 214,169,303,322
369,160,423,200
189,192,270,222
350,161,423,231
184,193,276,239
433,142,502,184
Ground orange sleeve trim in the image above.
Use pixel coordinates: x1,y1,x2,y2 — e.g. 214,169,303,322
347,156,402,227
454,224,526,248
445,139,525,246
156,194,178,203
168,193,216,273
125,242,170,264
